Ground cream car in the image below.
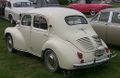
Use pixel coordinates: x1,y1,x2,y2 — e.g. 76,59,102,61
5,0,34,24
5,7,113,72
90,8,120,46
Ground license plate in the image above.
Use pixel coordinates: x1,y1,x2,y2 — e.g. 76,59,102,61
95,49,104,57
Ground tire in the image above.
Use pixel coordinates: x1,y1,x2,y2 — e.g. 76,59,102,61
5,35,15,53
90,10,96,16
44,49,59,72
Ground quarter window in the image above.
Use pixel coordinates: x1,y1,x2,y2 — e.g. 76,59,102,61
33,16,48,30
99,12,110,22
21,15,31,26
112,12,120,24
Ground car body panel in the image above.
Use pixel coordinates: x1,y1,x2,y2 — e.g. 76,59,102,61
5,7,112,70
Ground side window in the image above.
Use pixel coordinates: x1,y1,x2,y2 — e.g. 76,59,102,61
111,12,120,24
33,16,48,30
6,2,11,8
91,13,99,21
21,15,31,26
99,12,110,22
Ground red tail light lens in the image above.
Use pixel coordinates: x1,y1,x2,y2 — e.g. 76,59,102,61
105,48,109,53
80,59,84,63
77,52,84,63
77,52,83,59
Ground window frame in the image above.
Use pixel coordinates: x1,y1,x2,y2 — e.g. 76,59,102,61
21,15,32,26
33,15,48,30
111,12,120,24
98,12,110,22
65,15,88,26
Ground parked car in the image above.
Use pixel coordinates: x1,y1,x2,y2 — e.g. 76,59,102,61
90,8,120,46
4,7,114,72
5,0,34,24
68,0,112,16
0,0,6,16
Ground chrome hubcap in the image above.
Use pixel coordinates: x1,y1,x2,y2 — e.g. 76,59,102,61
45,51,58,71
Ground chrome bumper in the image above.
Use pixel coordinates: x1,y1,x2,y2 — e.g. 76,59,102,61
73,54,116,68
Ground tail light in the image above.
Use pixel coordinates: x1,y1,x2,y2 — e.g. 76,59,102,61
105,48,109,53
77,52,83,59
77,52,84,63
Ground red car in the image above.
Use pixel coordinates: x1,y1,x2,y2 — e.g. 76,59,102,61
68,0,112,15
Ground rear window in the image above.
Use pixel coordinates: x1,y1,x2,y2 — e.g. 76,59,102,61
112,12,120,24
65,16,88,25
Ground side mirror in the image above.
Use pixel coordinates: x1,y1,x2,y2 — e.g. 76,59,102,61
16,20,20,25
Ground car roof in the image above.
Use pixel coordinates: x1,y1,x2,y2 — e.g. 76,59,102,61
26,7,85,18
101,8,120,12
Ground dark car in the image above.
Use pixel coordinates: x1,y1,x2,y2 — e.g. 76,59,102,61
0,0,6,16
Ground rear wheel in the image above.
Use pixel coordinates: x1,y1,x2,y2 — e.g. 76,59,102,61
90,10,96,16
44,49,59,72
6,35,15,53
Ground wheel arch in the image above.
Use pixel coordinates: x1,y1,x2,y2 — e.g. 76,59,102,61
41,38,80,70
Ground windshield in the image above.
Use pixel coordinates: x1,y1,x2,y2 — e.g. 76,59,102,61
65,16,88,25
13,2,33,7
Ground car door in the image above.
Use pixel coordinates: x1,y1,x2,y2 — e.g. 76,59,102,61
107,12,120,45
30,15,49,56
17,14,32,51
91,12,110,42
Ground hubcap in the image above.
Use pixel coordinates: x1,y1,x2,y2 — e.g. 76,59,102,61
90,11,96,16
45,51,58,72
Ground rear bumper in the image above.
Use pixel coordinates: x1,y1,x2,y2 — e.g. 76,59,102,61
73,54,116,69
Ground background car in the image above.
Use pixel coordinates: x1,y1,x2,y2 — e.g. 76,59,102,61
5,0,34,24
4,7,113,72
0,0,6,16
90,8,120,46
68,0,112,16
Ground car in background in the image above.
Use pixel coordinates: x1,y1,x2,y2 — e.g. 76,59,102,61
68,0,112,16
4,7,114,72
0,0,6,16
5,0,34,24
90,8,120,46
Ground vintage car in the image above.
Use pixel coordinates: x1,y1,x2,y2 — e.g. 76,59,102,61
4,7,114,72
5,0,34,24
68,0,112,16
90,8,120,46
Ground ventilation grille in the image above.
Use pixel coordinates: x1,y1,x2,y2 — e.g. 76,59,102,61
92,36,102,47
77,37,95,51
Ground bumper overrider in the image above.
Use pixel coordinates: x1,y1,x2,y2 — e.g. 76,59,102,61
73,53,116,69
